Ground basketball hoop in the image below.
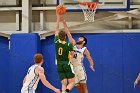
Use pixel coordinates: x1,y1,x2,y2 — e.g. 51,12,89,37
79,2,98,22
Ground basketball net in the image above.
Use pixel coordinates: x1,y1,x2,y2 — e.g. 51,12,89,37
79,2,98,22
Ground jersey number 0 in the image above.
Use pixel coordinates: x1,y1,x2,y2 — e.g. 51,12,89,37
58,47,63,55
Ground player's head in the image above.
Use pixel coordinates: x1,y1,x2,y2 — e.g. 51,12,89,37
58,31,66,41
77,36,87,46
34,54,43,64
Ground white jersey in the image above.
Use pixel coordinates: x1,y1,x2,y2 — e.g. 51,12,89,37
21,64,40,92
72,45,87,84
72,45,87,67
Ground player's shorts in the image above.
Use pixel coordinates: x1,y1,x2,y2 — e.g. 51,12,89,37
21,86,35,93
21,87,35,93
57,61,75,81
73,65,87,85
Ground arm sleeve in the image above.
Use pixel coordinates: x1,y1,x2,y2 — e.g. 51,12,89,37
68,43,73,51
54,36,59,43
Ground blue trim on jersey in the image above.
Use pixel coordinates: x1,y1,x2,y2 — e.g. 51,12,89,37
28,75,39,91
28,88,33,93
28,66,39,92
34,65,39,76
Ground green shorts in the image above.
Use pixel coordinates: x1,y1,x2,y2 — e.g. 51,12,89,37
57,61,75,81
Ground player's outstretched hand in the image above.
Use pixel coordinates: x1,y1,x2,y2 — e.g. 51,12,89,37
90,65,95,72
54,88,61,93
134,80,138,88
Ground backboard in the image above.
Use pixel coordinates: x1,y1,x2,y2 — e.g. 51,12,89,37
58,0,130,11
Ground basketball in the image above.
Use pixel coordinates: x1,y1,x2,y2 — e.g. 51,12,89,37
56,5,66,15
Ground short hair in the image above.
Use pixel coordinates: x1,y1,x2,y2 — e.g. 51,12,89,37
80,36,87,46
58,31,66,41
34,54,43,63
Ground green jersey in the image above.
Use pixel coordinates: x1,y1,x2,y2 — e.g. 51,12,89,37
54,36,73,62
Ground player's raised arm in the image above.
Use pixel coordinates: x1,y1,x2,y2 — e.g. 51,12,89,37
69,43,74,57
84,48,95,71
134,73,140,88
62,18,76,46
38,66,60,93
55,14,61,36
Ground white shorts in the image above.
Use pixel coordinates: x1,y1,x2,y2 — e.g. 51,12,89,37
21,88,35,93
73,66,87,85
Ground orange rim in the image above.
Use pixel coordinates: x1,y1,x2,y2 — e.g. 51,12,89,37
80,2,98,10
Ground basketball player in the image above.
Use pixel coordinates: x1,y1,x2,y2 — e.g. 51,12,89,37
61,16,95,93
21,54,60,93
54,14,75,93
134,73,140,88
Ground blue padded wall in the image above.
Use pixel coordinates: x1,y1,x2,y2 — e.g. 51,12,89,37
100,34,123,93
2,33,139,93
9,33,42,93
0,37,9,93
123,34,140,93
41,33,140,93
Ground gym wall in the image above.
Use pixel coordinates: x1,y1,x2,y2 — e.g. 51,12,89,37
0,33,140,93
